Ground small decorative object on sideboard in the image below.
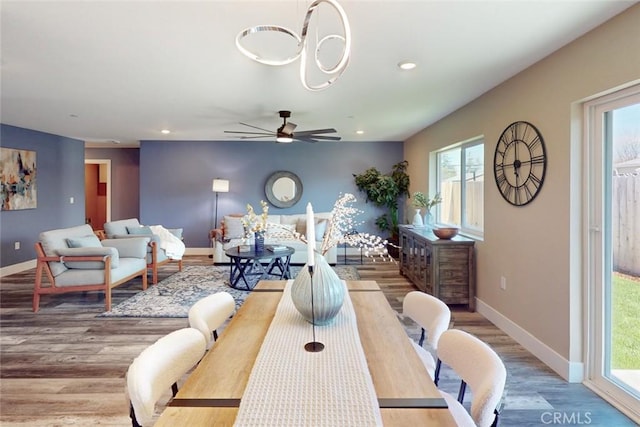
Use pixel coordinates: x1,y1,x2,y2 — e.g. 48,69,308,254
433,227,459,240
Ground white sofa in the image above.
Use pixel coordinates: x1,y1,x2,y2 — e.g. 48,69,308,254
211,212,337,265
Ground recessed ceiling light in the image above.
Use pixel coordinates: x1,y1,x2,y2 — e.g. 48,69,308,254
161,129,171,134
356,130,364,135
398,61,416,71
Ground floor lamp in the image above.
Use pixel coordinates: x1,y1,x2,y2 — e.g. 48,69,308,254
210,179,230,258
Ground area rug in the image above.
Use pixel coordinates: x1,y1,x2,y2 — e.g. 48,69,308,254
99,265,360,318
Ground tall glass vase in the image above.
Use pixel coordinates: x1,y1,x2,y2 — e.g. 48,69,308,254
291,253,345,325
424,210,434,228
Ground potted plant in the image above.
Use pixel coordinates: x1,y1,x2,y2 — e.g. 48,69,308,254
353,160,410,254
411,191,442,226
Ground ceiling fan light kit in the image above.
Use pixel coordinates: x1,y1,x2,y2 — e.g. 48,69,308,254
276,135,294,144
235,0,351,91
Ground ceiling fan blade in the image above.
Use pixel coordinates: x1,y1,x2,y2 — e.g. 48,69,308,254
238,122,275,133
282,122,297,135
294,128,338,136
302,135,342,141
224,130,275,136
293,136,317,143
239,135,273,139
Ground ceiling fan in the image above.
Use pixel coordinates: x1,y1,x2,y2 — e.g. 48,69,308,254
224,110,341,143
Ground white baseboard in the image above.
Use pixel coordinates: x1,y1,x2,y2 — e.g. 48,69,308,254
1,259,37,278
476,298,584,383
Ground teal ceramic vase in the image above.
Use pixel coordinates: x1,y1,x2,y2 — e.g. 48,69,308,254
291,253,345,325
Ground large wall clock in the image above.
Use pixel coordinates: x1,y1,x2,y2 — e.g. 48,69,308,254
493,121,547,206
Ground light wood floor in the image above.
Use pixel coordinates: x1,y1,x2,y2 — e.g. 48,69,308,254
0,255,635,426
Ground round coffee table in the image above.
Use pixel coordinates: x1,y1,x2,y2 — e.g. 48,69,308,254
224,246,295,290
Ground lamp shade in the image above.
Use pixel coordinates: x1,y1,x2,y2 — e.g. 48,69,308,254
212,179,230,193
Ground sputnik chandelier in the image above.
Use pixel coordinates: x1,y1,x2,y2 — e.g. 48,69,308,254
235,0,351,91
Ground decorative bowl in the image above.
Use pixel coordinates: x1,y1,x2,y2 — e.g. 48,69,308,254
433,227,459,240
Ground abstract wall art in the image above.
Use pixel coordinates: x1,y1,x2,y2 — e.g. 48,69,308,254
0,147,37,210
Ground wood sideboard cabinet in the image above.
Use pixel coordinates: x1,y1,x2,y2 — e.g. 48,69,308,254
398,225,476,311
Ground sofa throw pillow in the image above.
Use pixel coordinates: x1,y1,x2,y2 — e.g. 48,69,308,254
127,225,153,235
315,219,328,242
66,234,102,248
266,223,295,239
224,216,245,239
297,218,328,241
296,218,307,237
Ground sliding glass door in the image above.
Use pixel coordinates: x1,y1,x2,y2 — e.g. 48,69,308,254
585,85,640,421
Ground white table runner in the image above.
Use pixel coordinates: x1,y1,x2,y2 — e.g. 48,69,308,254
234,280,383,426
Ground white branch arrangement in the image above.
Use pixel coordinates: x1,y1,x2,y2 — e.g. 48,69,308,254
266,193,393,262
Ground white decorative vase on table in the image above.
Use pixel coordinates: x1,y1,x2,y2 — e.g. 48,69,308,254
291,253,345,325
412,208,424,226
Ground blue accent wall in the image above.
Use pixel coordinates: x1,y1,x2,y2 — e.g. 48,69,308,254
139,140,404,247
0,125,85,267
1,125,404,268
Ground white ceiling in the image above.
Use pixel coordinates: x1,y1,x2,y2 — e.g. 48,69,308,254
0,1,634,147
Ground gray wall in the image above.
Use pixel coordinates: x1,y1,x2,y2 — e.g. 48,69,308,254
0,124,85,266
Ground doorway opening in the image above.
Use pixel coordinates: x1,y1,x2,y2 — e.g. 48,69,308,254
84,159,111,232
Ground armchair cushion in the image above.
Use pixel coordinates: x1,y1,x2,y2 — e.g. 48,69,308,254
104,218,141,238
57,246,120,269
127,225,153,235
39,224,99,277
102,237,149,259
66,234,102,248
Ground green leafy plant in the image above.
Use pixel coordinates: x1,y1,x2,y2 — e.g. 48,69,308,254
353,160,410,237
412,191,442,211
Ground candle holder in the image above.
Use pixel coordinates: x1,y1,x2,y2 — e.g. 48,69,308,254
303,265,325,353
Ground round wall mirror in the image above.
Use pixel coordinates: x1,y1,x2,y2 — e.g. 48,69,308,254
265,171,303,208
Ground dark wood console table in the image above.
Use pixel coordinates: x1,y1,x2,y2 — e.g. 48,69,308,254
398,225,476,311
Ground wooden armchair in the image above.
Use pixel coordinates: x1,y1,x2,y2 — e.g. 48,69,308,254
103,218,184,284
34,224,149,312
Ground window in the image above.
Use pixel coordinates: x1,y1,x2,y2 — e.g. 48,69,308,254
435,137,484,236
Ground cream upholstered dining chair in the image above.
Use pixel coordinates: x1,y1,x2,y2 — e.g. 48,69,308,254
402,291,451,384
188,292,236,346
437,329,507,427
126,328,206,427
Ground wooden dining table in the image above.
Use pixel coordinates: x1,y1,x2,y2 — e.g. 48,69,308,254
155,279,457,426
